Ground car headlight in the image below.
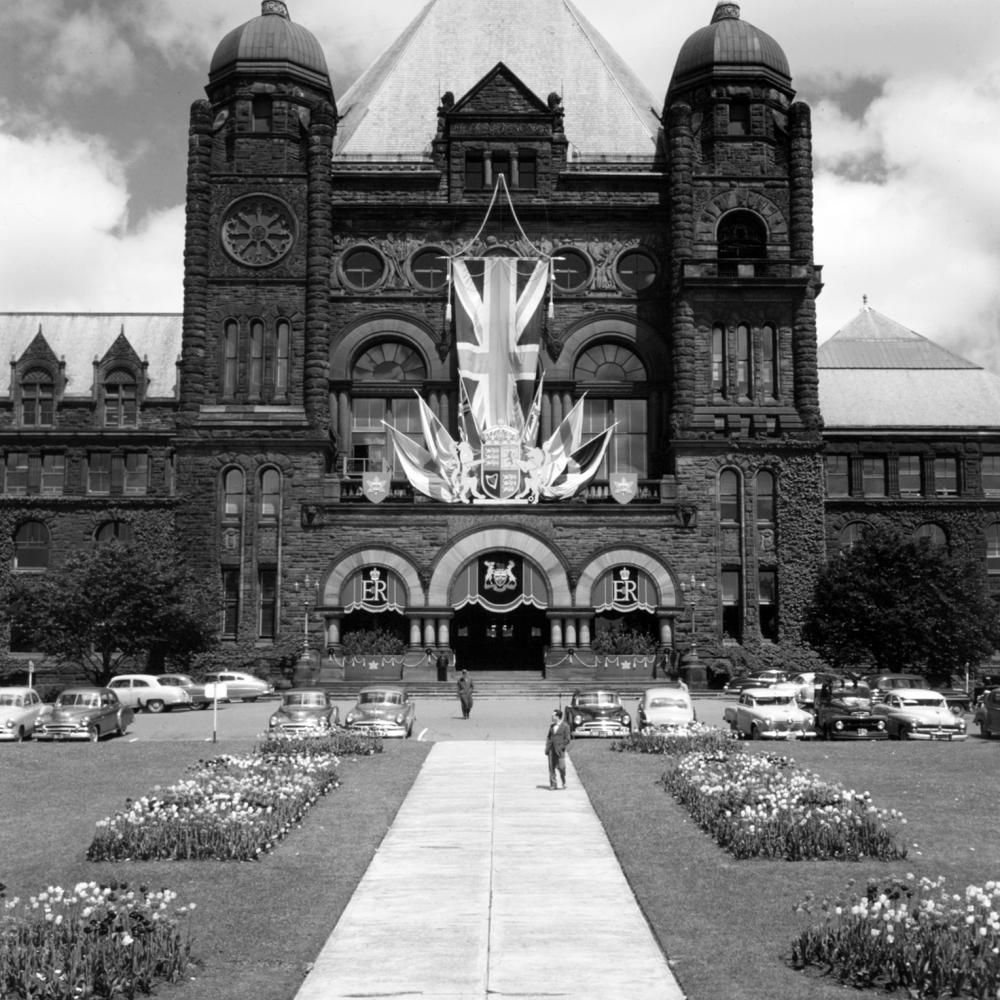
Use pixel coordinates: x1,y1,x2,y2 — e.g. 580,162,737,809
395,713,404,724
268,716,279,727
834,720,844,730
346,713,354,724
573,715,583,725
876,720,886,729
3,719,13,729
622,713,630,725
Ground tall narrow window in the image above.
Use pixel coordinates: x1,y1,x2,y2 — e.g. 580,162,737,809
862,456,886,497
728,99,750,136
736,324,751,397
123,453,148,495
825,455,849,497
275,320,290,398
249,320,264,400
5,452,29,496
222,568,240,637
222,468,244,520
517,152,537,188
223,320,239,397
13,521,50,570
711,325,726,394
252,95,271,132
758,570,777,641
761,324,777,399
721,569,742,642
756,470,775,524
258,569,277,639
934,457,958,496
465,152,484,190
260,468,280,519
88,453,112,494
898,455,923,496
21,370,54,426
40,454,65,496
104,369,138,427
720,470,741,522
983,456,1000,496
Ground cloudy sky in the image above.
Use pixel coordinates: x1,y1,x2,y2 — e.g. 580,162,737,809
2,0,999,371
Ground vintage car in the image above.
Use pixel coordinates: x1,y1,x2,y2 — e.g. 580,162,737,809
158,673,212,709
865,672,970,714
202,671,274,702
267,688,340,737
636,685,695,731
34,687,133,742
814,679,888,740
974,689,1000,737
788,672,838,708
0,686,49,742
344,686,415,738
973,674,1000,704
107,674,192,713
723,684,816,740
872,689,968,740
564,689,632,738
723,671,788,695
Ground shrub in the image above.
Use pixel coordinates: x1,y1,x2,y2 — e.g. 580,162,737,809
0,880,192,1000
792,875,1000,998
611,723,739,756
341,627,407,655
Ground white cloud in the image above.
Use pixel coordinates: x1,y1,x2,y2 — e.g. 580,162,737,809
0,124,183,311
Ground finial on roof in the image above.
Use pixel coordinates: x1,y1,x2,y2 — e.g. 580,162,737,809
261,0,289,18
712,2,741,22
862,294,869,310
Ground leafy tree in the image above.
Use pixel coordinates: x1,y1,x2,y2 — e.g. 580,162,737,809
804,525,1000,684
3,542,220,686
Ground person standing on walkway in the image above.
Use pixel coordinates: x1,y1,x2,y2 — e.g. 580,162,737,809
457,668,474,719
545,707,571,789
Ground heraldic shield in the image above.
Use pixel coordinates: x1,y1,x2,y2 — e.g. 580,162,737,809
362,472,390,504
610,473,638,505
480,426,521,500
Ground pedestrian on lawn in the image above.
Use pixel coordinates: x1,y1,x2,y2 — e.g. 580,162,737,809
457,668,474,719
545,707,571,789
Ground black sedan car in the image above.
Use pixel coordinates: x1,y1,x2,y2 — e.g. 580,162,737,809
814,679,887,740
564,689,632,738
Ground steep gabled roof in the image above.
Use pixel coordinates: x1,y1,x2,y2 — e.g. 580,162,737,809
333,0,662,161
818,306,1000,430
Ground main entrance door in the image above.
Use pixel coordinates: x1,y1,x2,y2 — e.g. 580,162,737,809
452,604,547,670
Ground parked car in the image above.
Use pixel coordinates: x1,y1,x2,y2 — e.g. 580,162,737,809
344,686,415,738
723,671,788,695
973,674,1000,704
0,687,49,742
788,671,838,708
267,689,340,737
564,689,632,738
872,689,968,741
107,674,192,713
723,684,816,740
202,672,274,702
636,685,695,732
34,687,133,742
974,689,1000,737
864,673,929,702
158,673,212,709
814,678,888,740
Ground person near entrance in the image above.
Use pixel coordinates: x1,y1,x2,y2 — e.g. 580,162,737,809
457,669,474,719
545,707,571,789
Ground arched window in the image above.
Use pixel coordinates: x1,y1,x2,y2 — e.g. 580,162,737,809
711,324,726,395
719,470,741,523
95,521,134,544
222,320,239,398
575,343,648,478
249,319,265,399
838,521,867,553
260,468,281,519
104,368,138,427
13,520,49,570
914,523,948,549
736,323,751,397
717,210,767,260
354,342,427,382
756,470,775,524
761,324,778,398
21,369,54,426
222,468,245,520
275,319,290,398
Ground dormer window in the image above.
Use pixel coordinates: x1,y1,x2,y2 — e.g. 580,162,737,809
21,369,54,426
104,368,138,427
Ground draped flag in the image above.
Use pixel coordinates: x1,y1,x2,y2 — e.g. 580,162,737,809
384,424,456,503
452,258,548,433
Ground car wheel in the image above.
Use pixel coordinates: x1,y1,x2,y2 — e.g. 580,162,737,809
197,701,211,710
145,699,165,714
88,724,100,743
14,725,26,742
750,724,760,741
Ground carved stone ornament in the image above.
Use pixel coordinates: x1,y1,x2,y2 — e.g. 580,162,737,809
221,195,297,268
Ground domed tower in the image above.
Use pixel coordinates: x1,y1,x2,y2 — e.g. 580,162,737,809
663,1,824,652
176,1,337,646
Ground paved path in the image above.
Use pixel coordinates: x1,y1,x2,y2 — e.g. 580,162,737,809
294,741,685,1000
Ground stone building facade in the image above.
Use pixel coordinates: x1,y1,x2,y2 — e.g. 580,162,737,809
2,1,997,683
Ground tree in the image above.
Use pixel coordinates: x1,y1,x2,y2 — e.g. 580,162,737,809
3,542,220,685
804,525,1000,684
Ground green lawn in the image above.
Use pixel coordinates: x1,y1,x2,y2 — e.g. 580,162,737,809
2,735,997,1000
571,736,1000,1000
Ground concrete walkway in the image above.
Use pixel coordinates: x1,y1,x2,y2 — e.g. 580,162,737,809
294,741,685,1000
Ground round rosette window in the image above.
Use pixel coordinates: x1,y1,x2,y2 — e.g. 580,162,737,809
615,249,658,292
551,248,591,293
221,195,297,267
341,246,387,290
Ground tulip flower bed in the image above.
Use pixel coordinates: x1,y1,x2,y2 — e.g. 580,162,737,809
792,875,1000,998
611,722,738,756
0,880,192,1000
661,748,908,861
86,733,381,862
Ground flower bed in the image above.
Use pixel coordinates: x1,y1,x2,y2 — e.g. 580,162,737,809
611,723,738,756
87,733,380,862
792,875,1000,998
661,748,908,861
0,880,192,1000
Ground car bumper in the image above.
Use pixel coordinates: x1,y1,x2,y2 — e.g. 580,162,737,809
903,729,968,740
34,729,91,741
269,724,334,737
755,728,817,740
571,722,631,738
827,729,889,740
346,721,406,738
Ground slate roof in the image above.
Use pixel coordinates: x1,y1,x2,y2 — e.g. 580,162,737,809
332,0,662,161
0,314,182,398
818,306,1000,430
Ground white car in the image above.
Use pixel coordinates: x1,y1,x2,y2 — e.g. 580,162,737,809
107,674,192,713
636,685,696,731
202,671,274,702
723,683,817,740
0,686,49,741
873,689,968,741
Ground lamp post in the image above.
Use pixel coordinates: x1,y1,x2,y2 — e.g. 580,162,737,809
292,574,319,685
679,574,708,689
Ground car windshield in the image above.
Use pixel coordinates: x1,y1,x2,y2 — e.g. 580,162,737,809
57,693,100,708
360,691,403,706
648,697,688,709
575,693,620,707
830,685,872,700
900,695,945,708
888,678,926,688
161,676,191,686
754,694,794,706
0,694,23,707
284,693,326,707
